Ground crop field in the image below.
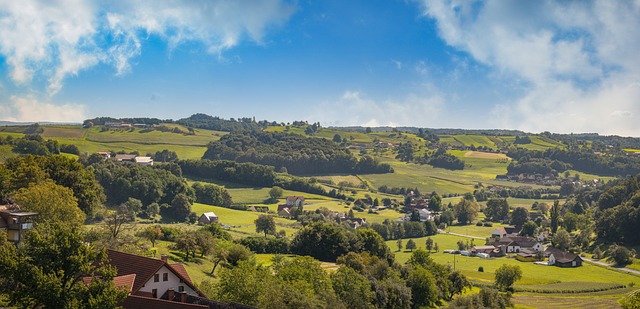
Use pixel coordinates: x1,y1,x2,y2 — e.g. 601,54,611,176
266,125,425,146
500,136,564,151
313,174,363,186
512,293,624,309
452,135,496,148
83,126,223,146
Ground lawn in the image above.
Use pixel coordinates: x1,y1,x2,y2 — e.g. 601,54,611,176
387,234,640,288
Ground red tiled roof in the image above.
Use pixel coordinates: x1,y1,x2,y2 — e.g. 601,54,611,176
169,264,192,284
82,274,136,293
106,250,204,297
121,295,208,309
106,250,165,293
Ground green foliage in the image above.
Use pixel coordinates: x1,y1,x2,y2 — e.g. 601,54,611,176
331,266,374,309
407,265,438,308
495,264,522,291
136,225,163,247
153,149,178,162
447,287,512,309
202,131,391,174
202,223,232,240
485,198,509,221
192,182,232,206
454,198,479,224
406,239,417,251
0,223,128,308
511,207,529,226
269,186,284,200
608,244,634,266
520,221,538,237
13,180,85,227
175,113,263,132
621,290,640,309
428,193,442,212
551,229,572,251
291,222,359,262
255,214,277,237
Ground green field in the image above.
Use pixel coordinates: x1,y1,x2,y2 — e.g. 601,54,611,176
190,203,299,237
388,234,640,288
451,135,497,148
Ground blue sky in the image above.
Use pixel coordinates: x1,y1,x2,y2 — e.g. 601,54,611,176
1,1,640,136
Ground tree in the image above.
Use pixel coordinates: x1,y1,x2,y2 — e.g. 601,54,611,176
608,244,634,266
551,229,571,250
425,237,434,252
397,239,403,252
165,193,192,222
550,200,561,233
485,198,509,221
331,266,374,308
434,242,439,252
520,221,538,237
406,239,417,251
13,180,85,227
495,264,522,291
103,204,135,240
172,232,198,261
365,127,372,134
0,223,128,308
216,260,272,307
332,134,343,143
453,198,479,225
136,225,163,247
195,230,216,257
407,266,438,308
428,193,442,212
511,207,529,226
269,186,284,201
255,214,276,237
146,202,160,220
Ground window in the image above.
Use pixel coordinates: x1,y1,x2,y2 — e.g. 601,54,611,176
153,274,159,282
178,286,184,292
152,289,158,298
163,273,168,281
179,278,184,283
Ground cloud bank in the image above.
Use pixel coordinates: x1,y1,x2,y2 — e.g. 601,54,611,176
422,0,640,136
0,0,294,121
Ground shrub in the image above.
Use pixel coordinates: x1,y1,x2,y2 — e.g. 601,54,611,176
478,266,484,272
483,222,493,227
476,221,483,226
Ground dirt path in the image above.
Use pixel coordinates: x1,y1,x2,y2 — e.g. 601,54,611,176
439,230,486,240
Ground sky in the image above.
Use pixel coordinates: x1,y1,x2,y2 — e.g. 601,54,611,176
0,0,639,136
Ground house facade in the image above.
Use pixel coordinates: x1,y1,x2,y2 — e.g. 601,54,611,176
285,196,305,207
0,204,38,243
197,212,218,225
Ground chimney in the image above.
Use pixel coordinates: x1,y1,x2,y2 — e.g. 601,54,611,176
180,292,187,303
160,254,168,263
167,289,175,301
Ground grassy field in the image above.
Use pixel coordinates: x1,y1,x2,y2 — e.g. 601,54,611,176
190,203,299,237
388,233,640,288
264,126,425,145
452,135,497,148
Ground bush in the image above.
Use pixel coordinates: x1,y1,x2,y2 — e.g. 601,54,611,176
483,222,493,227
478,266,484,272
476,221,483,226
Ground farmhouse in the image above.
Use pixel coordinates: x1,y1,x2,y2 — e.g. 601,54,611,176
491,226,520,239
101,250,212,308
278,207,292,219
493,236,543,254
286,196,305,207
197,212,218,225
115,154,137,162
135,156,154,166
0,204,37,244
546,247,583,267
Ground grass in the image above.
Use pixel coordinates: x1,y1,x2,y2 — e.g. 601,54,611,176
451,135,496,148
190,203,299,237
387,233,640,287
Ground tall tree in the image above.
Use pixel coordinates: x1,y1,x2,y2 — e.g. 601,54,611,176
550,200,561,234
13,180,85,227
454,198,479,225
495,264,522,292
510,207,529,226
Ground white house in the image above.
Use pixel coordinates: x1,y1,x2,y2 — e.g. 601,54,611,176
135,156,154,166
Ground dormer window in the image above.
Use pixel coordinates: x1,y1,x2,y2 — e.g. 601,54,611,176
153,274,159,282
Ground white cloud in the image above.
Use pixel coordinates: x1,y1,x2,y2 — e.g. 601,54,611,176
0,0,295,94
314,90,444,127
422,0,640,135
1,95,86,122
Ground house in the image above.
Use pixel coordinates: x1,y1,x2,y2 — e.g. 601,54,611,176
493,236,543,255
0,204,38,243
115,154,137,162
197,212,218,225
472,245,502,257
285,196,305,207
102,250,211,308
515,248,541,262
96,151,111,159
135,156,154,166
491,226,520,239
546,247,583,267
278,207,291,219
418,209,434,222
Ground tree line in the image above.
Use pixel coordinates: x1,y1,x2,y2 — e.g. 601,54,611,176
507,148,640,176
202,131,392,175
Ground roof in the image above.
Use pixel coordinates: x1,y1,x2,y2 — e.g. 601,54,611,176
492,227,507,235
201,212,217,219
135,157,153,163
82,274,136,293
115,154,136,161
169,264,192,284
105,250,203,297
121,295,208,309
277,204,291,212
547,247,581,263
286,196,304,202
